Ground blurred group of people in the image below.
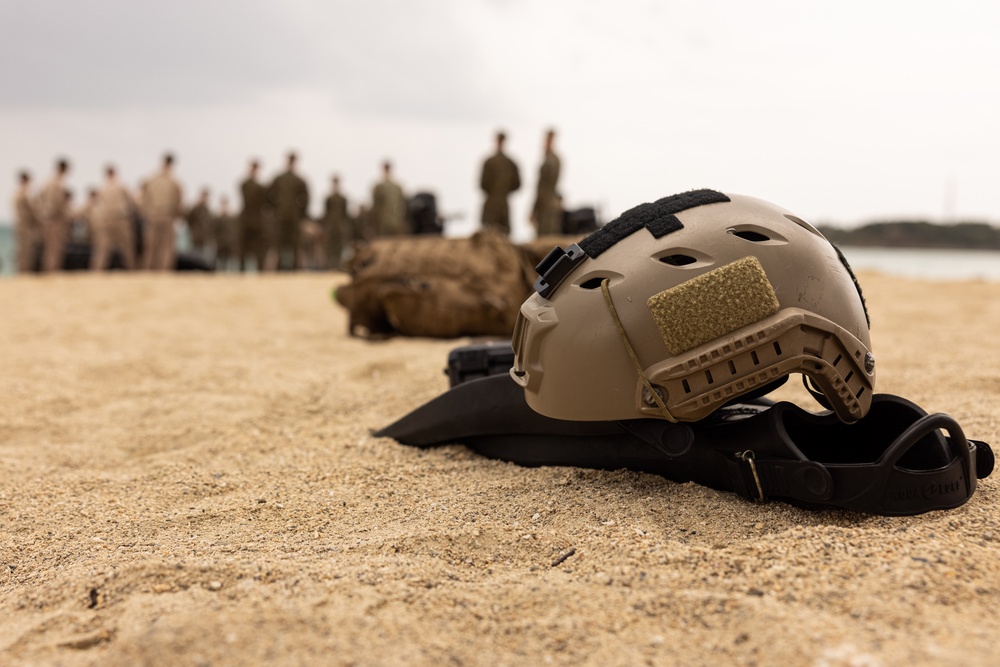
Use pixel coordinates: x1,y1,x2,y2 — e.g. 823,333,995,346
13,155,194,273
11,127,576,275
480,128,562,237
10,152,420,274
234,153,437,272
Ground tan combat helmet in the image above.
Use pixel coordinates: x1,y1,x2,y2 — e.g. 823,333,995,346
511,190,875,423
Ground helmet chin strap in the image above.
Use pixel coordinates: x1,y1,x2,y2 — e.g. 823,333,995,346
600,278,673,421
377,361,995,516
802,375,834,412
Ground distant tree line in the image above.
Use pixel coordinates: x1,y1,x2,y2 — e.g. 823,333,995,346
818,220,1000,249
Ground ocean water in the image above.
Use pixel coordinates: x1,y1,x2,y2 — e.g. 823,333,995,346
838,246,1000,282
0,225,11,276
1,223,998,281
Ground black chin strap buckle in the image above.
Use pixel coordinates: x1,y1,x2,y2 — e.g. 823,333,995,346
737,450,766,502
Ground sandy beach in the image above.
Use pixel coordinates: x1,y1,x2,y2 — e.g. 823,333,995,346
1,271,998,666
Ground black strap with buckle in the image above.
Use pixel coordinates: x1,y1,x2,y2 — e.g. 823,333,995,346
376,366,994,516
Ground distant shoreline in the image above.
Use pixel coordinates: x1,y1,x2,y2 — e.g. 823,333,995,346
5,220,1000,250
819,220,1000,250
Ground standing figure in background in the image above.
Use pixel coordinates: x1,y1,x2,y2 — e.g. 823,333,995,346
238,160,269,272
370,161,408,238
37,157,72,272
91,165,136,271
186,188,212,257
530,128,562,236
268,151,309,270
141,152,183,271
323,175,349,269
213,195,237,272
12,170,39,274
479,131,520,236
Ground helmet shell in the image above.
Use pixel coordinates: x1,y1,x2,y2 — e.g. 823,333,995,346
511,190,874,423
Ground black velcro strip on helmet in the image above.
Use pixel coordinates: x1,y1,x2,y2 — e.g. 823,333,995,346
645,214,683,238
579,189,731,258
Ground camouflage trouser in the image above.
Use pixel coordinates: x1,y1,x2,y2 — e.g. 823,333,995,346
239,225,268,272
534,191,562,236
274,216,300,270
40,216,69,272
144,215,175,271
90,216,136,271
481,197,511,236
15,222,40,273
325,221,344,270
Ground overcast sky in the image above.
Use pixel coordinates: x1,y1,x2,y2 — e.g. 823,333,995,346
2,0,998,238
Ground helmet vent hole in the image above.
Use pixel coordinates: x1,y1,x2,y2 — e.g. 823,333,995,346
682,379,691,394
751,350,760,366
705,370,715,385
773,341,782,356
845,370,855,383
659,254,697,266
732,230,771,242
728,360,737,375
833,353,842,367
855,386,866,399
579,277,606,290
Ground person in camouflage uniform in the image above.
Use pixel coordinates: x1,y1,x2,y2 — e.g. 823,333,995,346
479,131,521,236
185,188,212,256
214,195,238,271
91,165,136,271
12,170,39,273
268,152,309,270
238,160,269,272
36,157,72,272
370,161,408,238
323,175,350,269
530,128,562,236
140,153,183,271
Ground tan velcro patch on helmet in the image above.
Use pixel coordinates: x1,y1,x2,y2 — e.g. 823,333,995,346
647,256,780,355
